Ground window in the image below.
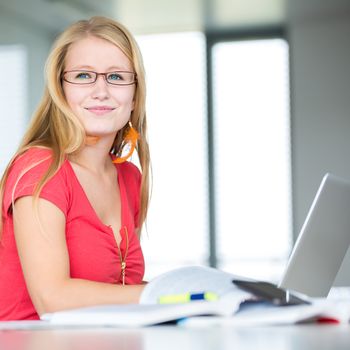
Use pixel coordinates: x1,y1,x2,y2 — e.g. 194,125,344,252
0,45,27,175
137,32,291,282
136,33,208,279
212,38,292,281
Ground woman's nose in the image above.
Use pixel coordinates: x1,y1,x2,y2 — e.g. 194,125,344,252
91,75,109,99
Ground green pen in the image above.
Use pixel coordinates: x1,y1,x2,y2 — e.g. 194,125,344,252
158,291,219,304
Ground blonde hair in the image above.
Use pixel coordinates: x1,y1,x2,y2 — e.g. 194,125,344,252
0,16,150,237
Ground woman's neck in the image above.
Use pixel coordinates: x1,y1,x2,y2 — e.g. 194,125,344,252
69,135,115,175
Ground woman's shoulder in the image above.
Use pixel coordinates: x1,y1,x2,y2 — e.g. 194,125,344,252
9,147,69,182
118,160,141,175
3,147,70,216
114,160,142,194
116,160,141,183
13,147,54,168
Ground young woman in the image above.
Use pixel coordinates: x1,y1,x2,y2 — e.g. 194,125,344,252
0,16,150,320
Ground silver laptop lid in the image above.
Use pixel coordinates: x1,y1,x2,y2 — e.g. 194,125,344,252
279,173,350,297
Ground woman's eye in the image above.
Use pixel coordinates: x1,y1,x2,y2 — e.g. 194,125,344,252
76,72,91,79
108,73,123,81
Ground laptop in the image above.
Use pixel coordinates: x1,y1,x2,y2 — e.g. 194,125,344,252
279,173,350,297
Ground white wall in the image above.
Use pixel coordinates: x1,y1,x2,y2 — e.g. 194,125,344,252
0,6,52,172
0,7,52,118
287,0,350,285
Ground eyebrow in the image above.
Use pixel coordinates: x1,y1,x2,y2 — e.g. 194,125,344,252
69,65,132,71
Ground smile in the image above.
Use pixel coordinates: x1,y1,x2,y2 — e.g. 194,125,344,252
85,106,115,115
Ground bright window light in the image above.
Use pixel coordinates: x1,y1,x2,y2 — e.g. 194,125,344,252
0,45,27,175
136,33,208,280
213,38,292,281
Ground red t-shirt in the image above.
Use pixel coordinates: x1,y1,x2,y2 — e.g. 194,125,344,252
0,147,145,320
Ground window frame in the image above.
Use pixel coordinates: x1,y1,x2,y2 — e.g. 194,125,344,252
204,26,291,268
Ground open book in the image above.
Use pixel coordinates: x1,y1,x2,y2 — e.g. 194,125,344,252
41,266,350,327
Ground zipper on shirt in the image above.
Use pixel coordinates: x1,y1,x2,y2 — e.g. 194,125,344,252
117,226,129,285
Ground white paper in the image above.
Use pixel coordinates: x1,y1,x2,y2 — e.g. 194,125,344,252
140,265,251,304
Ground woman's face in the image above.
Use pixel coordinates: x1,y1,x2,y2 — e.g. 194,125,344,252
62,36,135,138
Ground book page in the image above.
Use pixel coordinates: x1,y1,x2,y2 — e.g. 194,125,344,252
140,265,251,304
42,300,243,326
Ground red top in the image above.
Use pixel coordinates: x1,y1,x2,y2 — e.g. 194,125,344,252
0,147,145,320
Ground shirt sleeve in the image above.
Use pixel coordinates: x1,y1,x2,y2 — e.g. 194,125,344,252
3,148,70,218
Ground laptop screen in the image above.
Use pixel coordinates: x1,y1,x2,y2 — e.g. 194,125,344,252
279,173,350,297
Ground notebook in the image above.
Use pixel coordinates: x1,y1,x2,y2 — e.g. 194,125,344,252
279,173,350,297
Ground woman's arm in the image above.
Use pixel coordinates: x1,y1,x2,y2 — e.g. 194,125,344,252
13,196,145,316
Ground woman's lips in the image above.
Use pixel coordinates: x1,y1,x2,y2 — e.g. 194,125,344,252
85,106,115,115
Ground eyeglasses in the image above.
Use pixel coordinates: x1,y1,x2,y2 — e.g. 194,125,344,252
62,70,137,86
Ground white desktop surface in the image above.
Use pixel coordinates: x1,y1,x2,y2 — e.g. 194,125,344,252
0,324,349,350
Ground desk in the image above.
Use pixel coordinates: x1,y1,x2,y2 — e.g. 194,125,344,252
0,324,349,350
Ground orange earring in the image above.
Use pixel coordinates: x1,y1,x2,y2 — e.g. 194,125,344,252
113,122,139,164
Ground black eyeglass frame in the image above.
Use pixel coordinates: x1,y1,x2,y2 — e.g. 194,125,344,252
62,70,137,86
